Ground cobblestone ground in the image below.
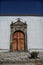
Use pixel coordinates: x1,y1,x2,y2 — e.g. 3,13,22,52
0,62,42,65
0,63,35,65
0,52,43,65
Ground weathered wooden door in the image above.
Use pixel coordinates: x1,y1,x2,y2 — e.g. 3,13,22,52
12,31,25,51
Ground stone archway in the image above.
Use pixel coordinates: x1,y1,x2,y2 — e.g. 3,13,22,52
10,18,27,51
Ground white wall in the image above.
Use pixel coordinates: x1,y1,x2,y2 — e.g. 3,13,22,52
0,16,43,52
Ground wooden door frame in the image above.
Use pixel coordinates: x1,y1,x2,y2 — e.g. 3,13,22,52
11,30,25,51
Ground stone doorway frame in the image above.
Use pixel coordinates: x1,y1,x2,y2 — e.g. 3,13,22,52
10,18,27,51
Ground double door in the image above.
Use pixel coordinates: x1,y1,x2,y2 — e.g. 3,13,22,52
12,31,25,51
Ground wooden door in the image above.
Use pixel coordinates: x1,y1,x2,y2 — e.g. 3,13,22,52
12,31,25,51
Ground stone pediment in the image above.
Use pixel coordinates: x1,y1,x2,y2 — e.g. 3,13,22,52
10,18,27,26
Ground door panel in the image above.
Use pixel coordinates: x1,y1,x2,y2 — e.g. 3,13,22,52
12,39,18,51
13,32,18,38
19,32,24,38
12,31,25,51
20,40,24,50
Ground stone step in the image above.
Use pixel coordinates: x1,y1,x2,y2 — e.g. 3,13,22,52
38,52,43,59
0,63,42,65
0,60,43,65
0,52,43,65
0,52,43,59
0,51,29,57
0,52,30,62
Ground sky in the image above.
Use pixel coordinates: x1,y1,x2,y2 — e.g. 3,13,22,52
0,0,43,15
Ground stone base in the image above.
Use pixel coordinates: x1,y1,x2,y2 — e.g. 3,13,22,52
0,52,43,65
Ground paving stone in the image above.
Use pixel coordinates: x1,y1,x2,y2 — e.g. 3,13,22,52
0,52,43,65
